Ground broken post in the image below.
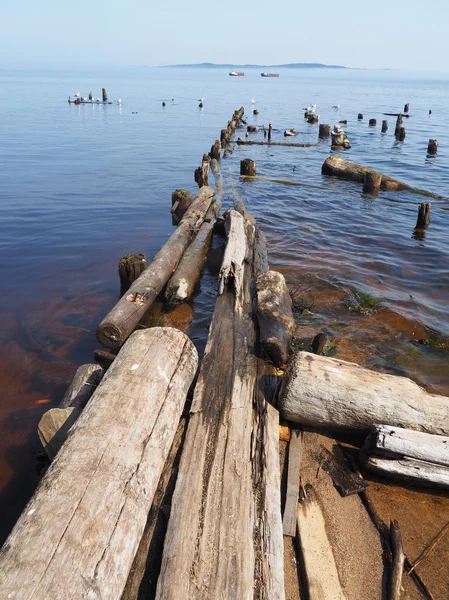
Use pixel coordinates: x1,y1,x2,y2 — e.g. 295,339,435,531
268,122,272,141
363,171,382,195
209,140,221,160
319,124,331,138
398,127,406,141
118,253,147,296
102,88,107,102
171,189,194,225
240,158,257,176
194,154,210,188
404,103,409,113
369,119,377,126
415,202,431,230
358,113,364,120
382,120,388,133
428,139,438,154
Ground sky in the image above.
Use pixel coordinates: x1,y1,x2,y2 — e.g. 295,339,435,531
1,0,449,71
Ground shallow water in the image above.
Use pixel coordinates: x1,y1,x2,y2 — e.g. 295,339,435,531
1,66,449,541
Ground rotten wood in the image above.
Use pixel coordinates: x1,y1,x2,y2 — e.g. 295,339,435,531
118,253,147,295
93,348,116,370
320,446,369,497
282,429,302,537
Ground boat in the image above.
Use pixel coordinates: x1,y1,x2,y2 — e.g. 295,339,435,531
229,71,245,76
261,72,279,77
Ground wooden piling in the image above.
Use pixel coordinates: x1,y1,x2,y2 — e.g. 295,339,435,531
89,92,93,100
428,139,439,154
319,124,331,138
398,127,406,141
381,120,388,133
369,118,377,126
363,171,382,195
220,128,230,146
194,154,210,189
307,114,319,124
404,103,409,113
358,113,364,120
118,253,147,295
415,202,431,230
394,114,403,138
102,88,108,102
240,158,257,176
171,189,194,225
253,109,259,115
268,122,272,141
209,139,221,161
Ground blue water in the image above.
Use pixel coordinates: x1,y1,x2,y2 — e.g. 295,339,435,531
1,66,449,541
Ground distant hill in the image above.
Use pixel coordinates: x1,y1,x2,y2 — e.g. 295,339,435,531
161,62,348,69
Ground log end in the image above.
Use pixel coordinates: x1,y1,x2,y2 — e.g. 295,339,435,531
261,337,288,368
96,322,124,350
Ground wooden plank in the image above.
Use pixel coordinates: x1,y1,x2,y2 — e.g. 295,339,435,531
296,485,347,600
282,429,302,536
0,328,198,600
278,352,449,435
320,446,368,497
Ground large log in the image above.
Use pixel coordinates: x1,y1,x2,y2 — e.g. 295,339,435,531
278,352,449,435
363,456,449,489
155,210,284,599
256,270,295,367
322,155,411,191
0,328,198,600
97,186,214,349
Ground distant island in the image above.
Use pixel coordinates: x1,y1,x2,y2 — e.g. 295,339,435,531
161,62,348,69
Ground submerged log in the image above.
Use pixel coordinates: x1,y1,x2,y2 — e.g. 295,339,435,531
155,211,284,599
322,155,411,191
256,270,295,367
118,253,147,295
236,138,318,148
0,328,198,600
97,187,214,349
278,352,449,435
240,158,257,176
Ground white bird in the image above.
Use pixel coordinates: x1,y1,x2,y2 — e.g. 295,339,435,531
198,97,204,102
96,98,101,103
251,98,256,104
115,98,122,104
74,92,80,98
307,103,316,113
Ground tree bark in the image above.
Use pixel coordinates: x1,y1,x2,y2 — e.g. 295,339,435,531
0,328,198,600
96,186,214,349
278,352,449,435
256,270,295,367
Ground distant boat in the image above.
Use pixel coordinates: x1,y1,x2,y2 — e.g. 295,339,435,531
229,71,245,76
261,72,279,77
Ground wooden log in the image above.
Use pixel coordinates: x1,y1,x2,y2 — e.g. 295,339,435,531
282,429,302,536
118,253,147,295
38,407,80,461
322,155,411,191
0,328,198,600
415,202,431,229
165,199,222,305
236,138,318,148
59,363,104,409
93,348,116,370
171,189,194,225
364,455,449,489
385,113,410,118
363,171,382,195
155,211,284,600
389,520,405,600
97,187,214,349
319,123,331,138
247,125,259,132
278,351,449,435
369,118,377,126
382,119,388,133
256,270,295,367
358,113,364,120
240,158,257,176
102,87,107,102
428,139,438,154
296,485,346,600
404,103,409,113
209,139,221,160
362,425,449,467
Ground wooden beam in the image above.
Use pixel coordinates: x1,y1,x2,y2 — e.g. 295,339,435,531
282,429,302,536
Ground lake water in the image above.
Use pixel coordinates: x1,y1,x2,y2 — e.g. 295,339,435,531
1,66,449,542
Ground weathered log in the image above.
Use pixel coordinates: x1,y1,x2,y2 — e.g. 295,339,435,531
118,253,147,295
97,187,214,349
171,189,194,225
364,456,449,489
382,119,388,133
404,103,409,113
282,429,302,536
278,352,449,435
369,118,377,126
236,138,318,148
209,139,221,160
102,87,108,102
210,158,223,193
165,198,222,305
59,363,104,409
428,139,438,154
322,155,411,191
319,123,331,138
362,425,449,467
0,328,198,600
415,202,431,230
38,407,80,461
389,520,405,600
363,171,382,195
155,211,284,599
358,113,364,120
296,485,346,600
93,348,116,370
256,270,295,367
240,158,257,176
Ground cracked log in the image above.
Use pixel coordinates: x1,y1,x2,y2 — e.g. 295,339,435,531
256,270,295,367
0,328,198,600
322,155,411,192
155,210,284,600
278,352,449,435
97,186,214,349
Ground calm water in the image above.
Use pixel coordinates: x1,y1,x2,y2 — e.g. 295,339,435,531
1,66,449,541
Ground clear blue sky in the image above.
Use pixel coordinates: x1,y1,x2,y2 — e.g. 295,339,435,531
2,0,449,71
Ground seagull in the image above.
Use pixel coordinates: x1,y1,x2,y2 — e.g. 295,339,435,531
198,97,204,102
251,98,256,104
332,105,340,109
74,92,80,98
115,98,122,104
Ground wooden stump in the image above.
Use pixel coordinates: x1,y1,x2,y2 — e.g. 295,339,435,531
398,127,406,141
88,92,93,100
381,119,388,133
369,118,377,126
102,88,107,102
319,124,331,138
256,270,295,367
209,139,221,161
404,103,410,113
247,125,259,132
428,139,439,154
253,109,259,115
118,253,147,295
194,155,210,189
363,171,382,195
268,122,272,141
220,128,230,146
307,114,319,124
358,113,364,120
171,189,194,225
240,158,257,176
394,114,403,138
0,328,198,600
415,202,431,229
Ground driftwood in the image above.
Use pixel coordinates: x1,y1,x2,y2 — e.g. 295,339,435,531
296,485,346,600
363,456,449,489
256,270,295,367
236,138,318,148
278,352,449,435
282,429,302,536
155,210,284,599
389,520,405,600
97,186,214,349
0,328,198,600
